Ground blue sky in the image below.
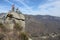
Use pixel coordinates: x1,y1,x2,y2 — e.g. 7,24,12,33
0,0,60,17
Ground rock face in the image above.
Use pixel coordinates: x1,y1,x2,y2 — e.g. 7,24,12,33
3,12,25,32
0,5,32,40
2,4,26,32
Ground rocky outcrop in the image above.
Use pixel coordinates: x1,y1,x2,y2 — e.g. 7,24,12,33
0,5,32,40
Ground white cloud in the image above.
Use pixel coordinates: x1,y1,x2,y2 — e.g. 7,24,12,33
0,6,9,13
1,0,60,17
19,0,60,16
48,0,60,2
18,0,60,17
12,0,33,12
5,0,34,14
34,0,60,17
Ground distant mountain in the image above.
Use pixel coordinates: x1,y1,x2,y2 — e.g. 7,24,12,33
0,13,7,18
0,13,60,34
0,13,60,40
25,15,60,34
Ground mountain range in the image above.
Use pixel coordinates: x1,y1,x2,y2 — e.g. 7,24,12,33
0,13,60,40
